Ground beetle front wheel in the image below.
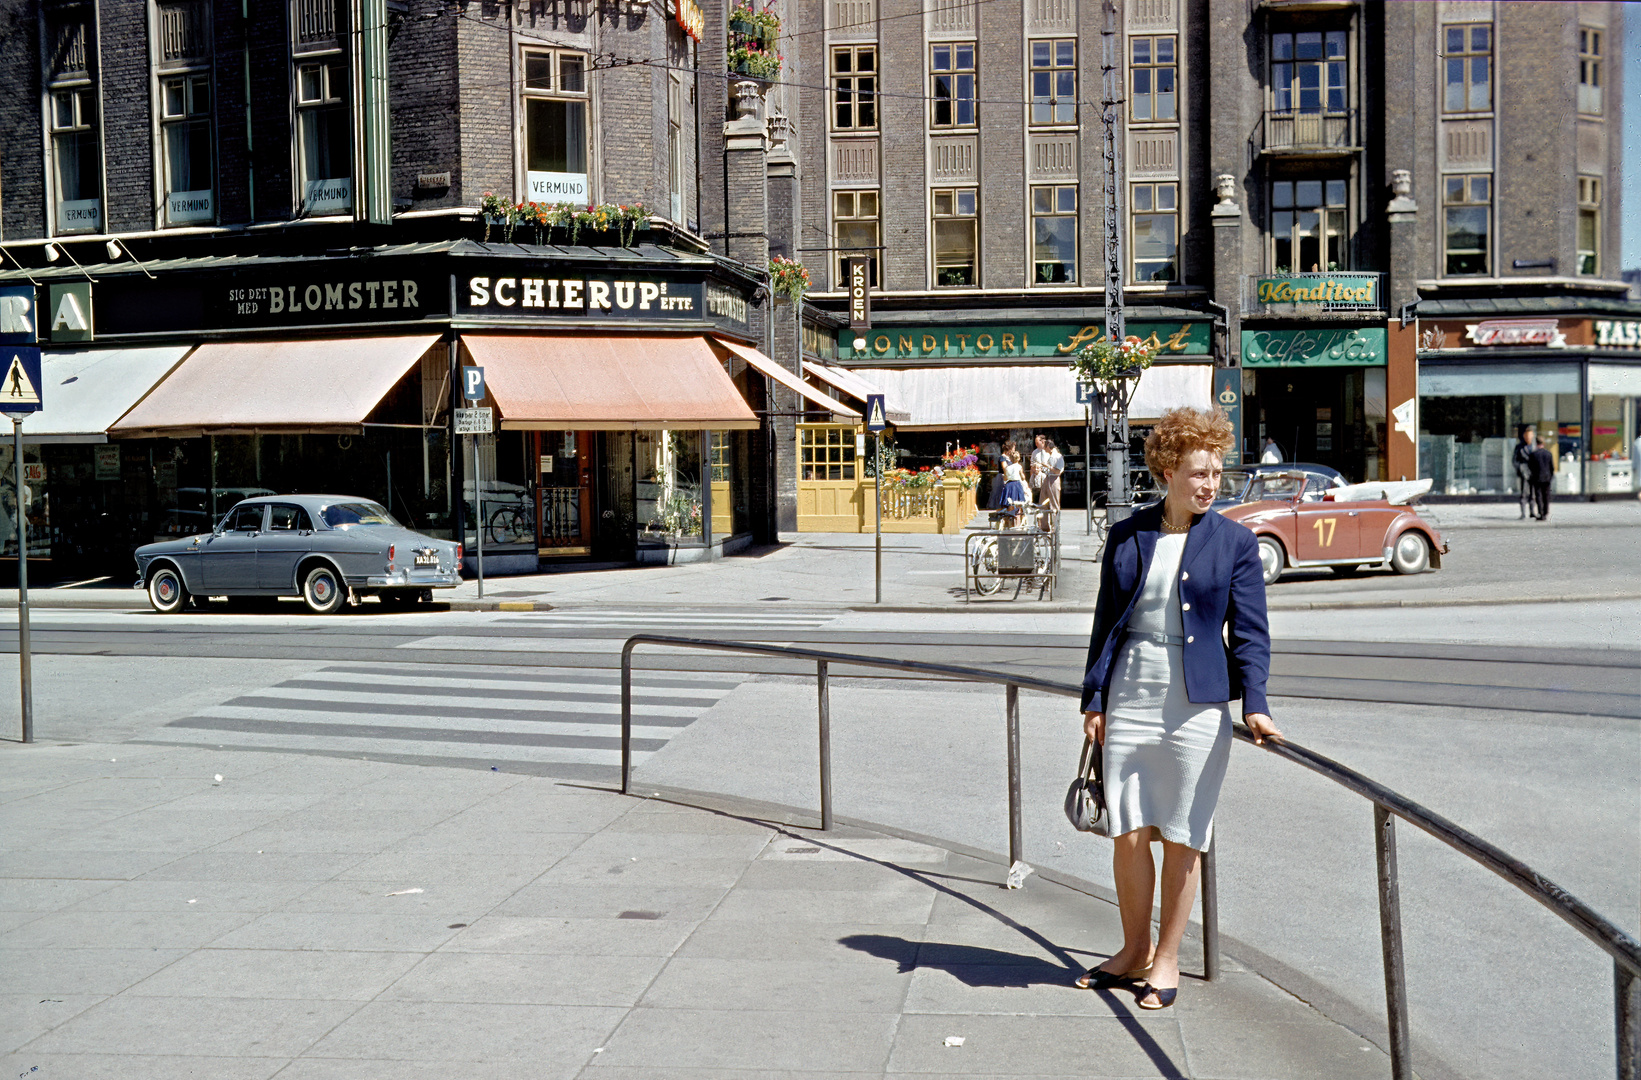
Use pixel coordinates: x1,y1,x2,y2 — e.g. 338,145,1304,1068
1257,536,1285,586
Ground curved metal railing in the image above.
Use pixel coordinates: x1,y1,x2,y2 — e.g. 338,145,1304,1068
619,634,1641,1080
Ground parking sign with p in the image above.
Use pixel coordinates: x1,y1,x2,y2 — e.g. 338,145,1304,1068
463,366,486,401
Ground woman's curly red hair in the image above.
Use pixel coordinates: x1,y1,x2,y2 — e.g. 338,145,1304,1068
1144,407,1235,481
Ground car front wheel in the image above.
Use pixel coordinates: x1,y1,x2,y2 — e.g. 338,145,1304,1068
1390,531,1431,575
1256,536,1285,586
147,567,189,614
302,565,346,614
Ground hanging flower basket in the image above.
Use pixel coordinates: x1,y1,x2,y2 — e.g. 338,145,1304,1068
768,255,809,302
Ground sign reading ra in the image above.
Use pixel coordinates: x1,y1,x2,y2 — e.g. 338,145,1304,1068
0,285,37,345
48,282,92,343
0,347,44,416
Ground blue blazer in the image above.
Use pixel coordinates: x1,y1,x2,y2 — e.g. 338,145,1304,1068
1081,503,1271,716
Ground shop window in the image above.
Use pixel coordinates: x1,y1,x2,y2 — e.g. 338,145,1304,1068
833,190,879,287
800,425,857,481
161,73,214,225
930,42,975,128
832,45,877,130
523,49,590,203
1270,178,1347,273
1442,23,1490,113
1131,181,1178,282
636,430,703,538
1031,38,1075,126
1577,177,1600,276
1270,30,1347,115
931,187,977,287
1129,35,1175,122
296,60,350,214
1578,28,1601,115
1031,184,1077,284
1443,173,1490,276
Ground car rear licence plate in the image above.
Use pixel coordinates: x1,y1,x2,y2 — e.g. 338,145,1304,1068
415,553,439,566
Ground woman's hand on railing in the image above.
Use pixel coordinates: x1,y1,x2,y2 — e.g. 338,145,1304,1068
1244,712,1283,746
1082,710,1105,746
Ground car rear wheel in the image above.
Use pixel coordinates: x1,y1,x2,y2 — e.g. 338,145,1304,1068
1390,531,1430,575
1256,536,1285,586
302,565,346,614
147,567,188,614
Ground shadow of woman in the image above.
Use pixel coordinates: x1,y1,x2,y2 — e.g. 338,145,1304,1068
839,933,1081,988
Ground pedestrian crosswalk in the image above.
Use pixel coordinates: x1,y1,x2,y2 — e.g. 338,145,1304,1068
497,609,837,631
140,664,742,780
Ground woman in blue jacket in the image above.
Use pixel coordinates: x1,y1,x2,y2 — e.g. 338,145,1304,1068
1075,407,1282,1010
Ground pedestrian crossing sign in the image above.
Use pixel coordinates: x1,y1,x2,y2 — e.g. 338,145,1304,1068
865,394,888,432
0,347,42,416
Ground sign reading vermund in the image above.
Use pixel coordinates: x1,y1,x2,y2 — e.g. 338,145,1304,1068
1241,327,1386,367
837,321,1211,360
1254,274,1380,307
459,270,704,320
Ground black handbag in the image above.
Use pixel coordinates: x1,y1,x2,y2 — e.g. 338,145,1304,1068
1063,736,1109,835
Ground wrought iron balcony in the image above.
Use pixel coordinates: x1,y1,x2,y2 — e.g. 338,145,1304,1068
1260,108,1358,155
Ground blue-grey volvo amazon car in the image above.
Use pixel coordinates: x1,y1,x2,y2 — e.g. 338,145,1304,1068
134,495,462,614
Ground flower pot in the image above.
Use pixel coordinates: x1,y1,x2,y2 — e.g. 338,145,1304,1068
729,15,755,34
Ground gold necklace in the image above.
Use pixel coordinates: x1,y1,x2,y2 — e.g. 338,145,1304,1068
1161,518,1191,534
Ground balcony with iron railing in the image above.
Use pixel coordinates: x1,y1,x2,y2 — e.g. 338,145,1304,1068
1260,108,1359,155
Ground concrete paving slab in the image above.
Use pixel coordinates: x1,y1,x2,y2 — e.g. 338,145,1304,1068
0,1051,289,1080
0,909,255,951
0,993,107,1054
887,1013,1188,1076
531,853,751,889
380,950,667,1007
637,956,913,1013
0,877,121,911
24,995,365,1058
123,948,424,1000
707,883,938,924
382,820,590,855
210,911,468,952
300,1000,625,1070
674,920,929,965
58,877,316,913
491,883,730,921
593,1007,898,1072
0,948,191,996
1176,1018,1390,1080
134,851,367,882
570,828,772,861
208,827,422,854
330,850,564,885
280,878,527,915
440,914,699,956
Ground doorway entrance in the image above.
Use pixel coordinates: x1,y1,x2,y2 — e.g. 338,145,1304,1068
1251,366,1370,481
531,430,595,557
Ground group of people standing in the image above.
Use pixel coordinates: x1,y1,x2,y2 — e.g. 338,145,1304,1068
984,434,1066,529
1513,425,1556,521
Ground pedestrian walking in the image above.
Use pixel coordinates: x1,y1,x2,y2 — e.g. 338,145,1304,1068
1513,425,1536,519
1259,436,1283,464
987,439,1015,511
1075,406,1281,1010
1038,437,1065,530
1529,436,1555,521
999,448,1029,527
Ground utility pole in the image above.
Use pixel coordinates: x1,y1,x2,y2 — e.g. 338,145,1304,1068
1100,0,1130,525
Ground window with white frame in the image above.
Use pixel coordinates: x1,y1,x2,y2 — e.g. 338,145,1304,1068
832,45,876,130
1130,181,1177,282
1577,176,1600,276
668,71,686,221
1577,28,1601,115
1270,30,1347,115
1441,23,1490,113
45,7,101,233
1031,185,1076,284
1130,35,1175,122
296,60,350,214
1030,39,1075,126
1270,178,1347,273
522,49,590,204
932,187,977,286
833,190,879,288
157,0,213,226
1443,173,1490,276
930,42,975,128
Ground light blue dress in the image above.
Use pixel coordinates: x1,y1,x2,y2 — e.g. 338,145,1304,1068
1102,530,1233,850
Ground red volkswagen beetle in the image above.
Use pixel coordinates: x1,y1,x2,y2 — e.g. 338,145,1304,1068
1219,473,1449,585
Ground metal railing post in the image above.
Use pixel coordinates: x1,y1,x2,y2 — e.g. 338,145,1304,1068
620,643,633,795
817,659,832,831
1201,839,1220,982
1619,959,1640,1080
1005,683,1022,870
1375,804,1414,1080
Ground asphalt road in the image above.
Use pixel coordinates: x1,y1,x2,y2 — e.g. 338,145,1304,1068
0,600,1636,1080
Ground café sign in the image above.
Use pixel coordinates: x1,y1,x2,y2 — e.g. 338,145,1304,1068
1593,319,1641,349
1241,327,1386,367
1464,319,1565,347
838,321,1210,360
1254,273,1380,307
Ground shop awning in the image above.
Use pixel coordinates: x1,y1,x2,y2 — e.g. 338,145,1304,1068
462,333,759,430
863,364,1213,430
17,346,192,443
713,339,860,419
110,335,441,439
800,361,910,422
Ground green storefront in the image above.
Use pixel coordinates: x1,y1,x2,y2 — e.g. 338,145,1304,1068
1240,325,1388,483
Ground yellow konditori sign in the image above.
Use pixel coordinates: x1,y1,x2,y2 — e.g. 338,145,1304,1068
1255,275,1379,306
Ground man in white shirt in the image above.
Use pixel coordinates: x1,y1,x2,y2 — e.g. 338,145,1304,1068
1038,437,1065,530
1260,436,1284,464
1030,434,1051,498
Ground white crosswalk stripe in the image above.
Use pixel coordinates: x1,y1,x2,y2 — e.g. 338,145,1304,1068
496,609,836,630
138,664,742,779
